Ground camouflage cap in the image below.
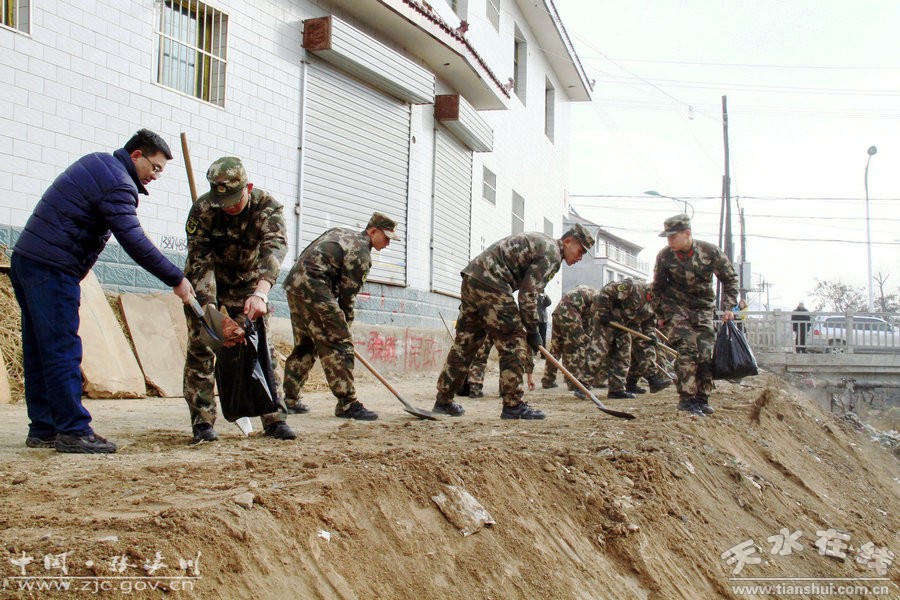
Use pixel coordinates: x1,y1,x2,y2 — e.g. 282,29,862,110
565,222,595,252
366,212,400,240
659,213,691,237
204,157,248,208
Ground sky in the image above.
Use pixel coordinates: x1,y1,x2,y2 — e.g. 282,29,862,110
552,0,900,310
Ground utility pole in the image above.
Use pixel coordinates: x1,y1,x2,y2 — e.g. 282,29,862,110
722,95,733,263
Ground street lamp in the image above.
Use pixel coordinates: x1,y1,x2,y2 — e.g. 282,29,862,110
643,190,694,218
864,145,877,312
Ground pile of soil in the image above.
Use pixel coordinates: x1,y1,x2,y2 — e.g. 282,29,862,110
0,369,896,599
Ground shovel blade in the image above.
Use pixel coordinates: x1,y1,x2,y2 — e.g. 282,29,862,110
403,405,440,421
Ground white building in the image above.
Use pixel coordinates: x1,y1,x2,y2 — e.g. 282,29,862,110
562,207,649,293
1,0,591,329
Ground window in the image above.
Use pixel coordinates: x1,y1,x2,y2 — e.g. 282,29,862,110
513,26,527,103
543,217,553,237
605,269,615,284
482,166,497,205
486,0,500,31
155,0,228,107
446,0,467,19
511,191,525,234
544,78,555,142
1,0,29,33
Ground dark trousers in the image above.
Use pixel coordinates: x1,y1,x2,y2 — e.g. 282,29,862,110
10,253,93,437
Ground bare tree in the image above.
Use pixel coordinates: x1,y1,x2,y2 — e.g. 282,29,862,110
873,273,899,313
809,279,866,312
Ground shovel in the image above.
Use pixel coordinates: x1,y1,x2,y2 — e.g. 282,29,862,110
353,350,440,420
538,345,635,420
609,321,679,359
188,297,224,348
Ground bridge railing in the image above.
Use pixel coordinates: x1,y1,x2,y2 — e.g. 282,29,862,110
718,311,900,355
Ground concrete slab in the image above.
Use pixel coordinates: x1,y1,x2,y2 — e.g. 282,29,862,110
120,292,189,398
79,270,146,398
0,351,10,404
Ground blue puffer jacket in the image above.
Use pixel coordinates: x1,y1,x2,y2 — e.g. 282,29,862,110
14,148,184,286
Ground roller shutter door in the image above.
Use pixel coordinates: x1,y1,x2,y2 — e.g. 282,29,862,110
303,57,409,285
431,127,472,297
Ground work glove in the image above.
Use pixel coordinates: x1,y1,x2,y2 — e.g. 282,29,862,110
526,331,543,353
599,314,612,326
646,334,658,347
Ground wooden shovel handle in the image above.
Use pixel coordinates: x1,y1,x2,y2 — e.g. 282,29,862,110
609,321,678,358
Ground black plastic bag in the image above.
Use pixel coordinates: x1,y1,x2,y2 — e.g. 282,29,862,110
214,318,285,422
713,320,759,380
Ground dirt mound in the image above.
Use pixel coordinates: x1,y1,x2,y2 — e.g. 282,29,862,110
0,371,897,599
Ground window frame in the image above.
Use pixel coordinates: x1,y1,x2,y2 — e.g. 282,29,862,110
513,25,527,103
1,0,31,34
154,0,229,107
511,190,525,235
482,166,497,205
544,78,555,142
486,0,500,31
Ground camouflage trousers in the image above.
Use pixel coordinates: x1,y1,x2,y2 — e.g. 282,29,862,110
468,336,533,393
626,337,664,383
282,289,357,412
595,328,632,392
541,313,592,389
660,306,715,399
436,278,526,408
183,301,285,428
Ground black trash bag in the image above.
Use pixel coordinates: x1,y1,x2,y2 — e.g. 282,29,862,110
214,317,286,422
713,320,759,380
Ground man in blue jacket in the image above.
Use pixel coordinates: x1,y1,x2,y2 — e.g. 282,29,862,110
10,129,195,454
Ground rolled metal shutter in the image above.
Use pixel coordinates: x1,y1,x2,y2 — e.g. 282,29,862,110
431,127,472,297
303,57,409,285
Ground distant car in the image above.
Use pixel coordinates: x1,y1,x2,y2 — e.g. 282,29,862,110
807,315,900,354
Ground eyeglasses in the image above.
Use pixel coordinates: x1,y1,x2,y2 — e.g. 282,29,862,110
140,155,165,175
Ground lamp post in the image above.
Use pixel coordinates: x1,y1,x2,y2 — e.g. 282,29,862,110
643,190,694,218
864,145,877,312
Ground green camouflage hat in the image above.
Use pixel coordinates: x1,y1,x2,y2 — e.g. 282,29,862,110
204,157,248,208
566,222,595,252
659,213,691,237
366,212,399,240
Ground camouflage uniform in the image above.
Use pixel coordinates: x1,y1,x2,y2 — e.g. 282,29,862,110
467,335,534,396
587,279,658,393
541,285,598,390
651,217,738,403
183,162,288,430
435,233,567,410
281,227,372,414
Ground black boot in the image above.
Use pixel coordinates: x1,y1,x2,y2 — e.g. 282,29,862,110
624,378,647,394
647,375,673,393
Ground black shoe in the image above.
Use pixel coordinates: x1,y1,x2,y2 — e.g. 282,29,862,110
336,401,379,421
573,389,587,400
608,390,636,399
25,434,56,449
625,383,647,394
695,398,715,415
469,390,484,399
192,423,219,443
432,401,465,417
541,381,559,389
501,402,546,420
285,402,311,415
55,433,117,454
648,376,673,394
676,397,704,417
264,421,297,440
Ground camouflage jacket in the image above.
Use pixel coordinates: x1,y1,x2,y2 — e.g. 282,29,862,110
592,279,656,338
462,232,563,333
651,239,738,315
552,285,597,326
282,228,372,322
184,188,287,304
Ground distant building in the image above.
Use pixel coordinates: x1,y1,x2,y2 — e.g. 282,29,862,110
562,207,649,292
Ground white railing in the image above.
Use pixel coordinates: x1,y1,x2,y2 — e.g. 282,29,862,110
723,311,900,355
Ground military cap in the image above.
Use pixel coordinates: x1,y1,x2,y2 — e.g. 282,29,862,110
564,222,595,252
659,213,691,237
203,157,248,208
366,212,400,240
